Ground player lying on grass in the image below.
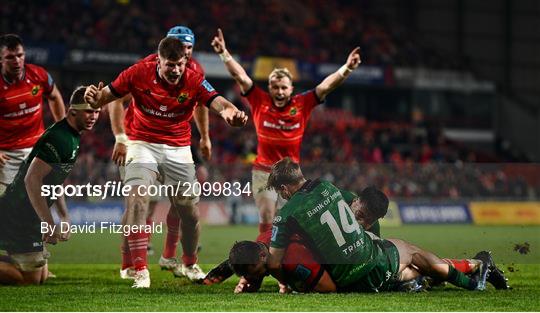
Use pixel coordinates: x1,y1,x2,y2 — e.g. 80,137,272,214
0,87,100,285
226,158,508,293
205,186,509,292
203,186,384,287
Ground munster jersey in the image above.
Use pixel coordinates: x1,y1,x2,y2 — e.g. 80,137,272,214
243,85,322,172
109,60,218,147
0,119,81,253
122,55,205,138
0,64,55,150
271,179,387,288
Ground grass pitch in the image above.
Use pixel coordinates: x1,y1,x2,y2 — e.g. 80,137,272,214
0,225,539,311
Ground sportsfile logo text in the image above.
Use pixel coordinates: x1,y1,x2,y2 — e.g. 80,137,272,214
40,181,252,200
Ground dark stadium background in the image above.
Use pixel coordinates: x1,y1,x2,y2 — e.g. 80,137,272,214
1,1,540,311
2,0,539,239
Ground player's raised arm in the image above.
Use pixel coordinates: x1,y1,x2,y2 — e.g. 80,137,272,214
108,95,130,166
315,47,361,101
208,96,248,127
211,28,253,94
46,85,66,122
84,82,118,109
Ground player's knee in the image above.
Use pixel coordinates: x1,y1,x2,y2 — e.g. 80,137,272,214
0,262,24,285
171,195,199,212
21,271,45,285
256,197,277,223
177,204,200,225
128,191,149,220
8,253,47,285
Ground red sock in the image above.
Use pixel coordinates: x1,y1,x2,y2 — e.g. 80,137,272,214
146,217,153,242
443,258,475,274
121,234,132,270
256,223,273,245
182,254,197,267
162,213,180,259
128,232,148,271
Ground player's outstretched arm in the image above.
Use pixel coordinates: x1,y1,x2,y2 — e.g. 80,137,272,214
193,106,212,160
108,95,131,166
209,96,248,127
24,157,61,244
46,85,66,122
211,28,253,93
315,47,361,101
84,82,118,109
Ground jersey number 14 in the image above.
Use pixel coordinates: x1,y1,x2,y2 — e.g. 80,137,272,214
320,200,361,247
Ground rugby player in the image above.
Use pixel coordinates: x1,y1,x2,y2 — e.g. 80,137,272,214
211,28,361,245
228,158,508,293
0,86,100,285
0,34,65,196
84,37,247,288
110,26,210,281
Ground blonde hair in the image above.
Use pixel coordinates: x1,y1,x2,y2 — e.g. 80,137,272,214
268,68,293,84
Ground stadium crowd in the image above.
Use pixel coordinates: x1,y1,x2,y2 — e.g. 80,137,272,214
64,105,537,201
3,0,534,200
2,0,453,68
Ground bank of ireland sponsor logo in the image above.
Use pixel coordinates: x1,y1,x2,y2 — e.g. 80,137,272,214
159,105,167,111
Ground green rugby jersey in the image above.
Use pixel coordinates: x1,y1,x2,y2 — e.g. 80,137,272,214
271,179,384,287
3,118,81,207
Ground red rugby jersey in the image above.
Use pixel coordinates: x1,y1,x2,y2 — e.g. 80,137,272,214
123,55,205,138
243,85,322,171
0,64,54,150
109,60,218,147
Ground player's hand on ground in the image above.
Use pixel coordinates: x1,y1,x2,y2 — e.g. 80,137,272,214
211,28,227,54
112,142,127,166
279,282,291,294
222,109,248,127
84,82,104,107
346,47,362,70
234,277,262,293
0,152,11,168
199,137,212,161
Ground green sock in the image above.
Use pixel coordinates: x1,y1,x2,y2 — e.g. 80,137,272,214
447,266,477,290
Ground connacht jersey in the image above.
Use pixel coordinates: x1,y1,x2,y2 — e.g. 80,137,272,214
0,119,81,253
271,179,386,288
